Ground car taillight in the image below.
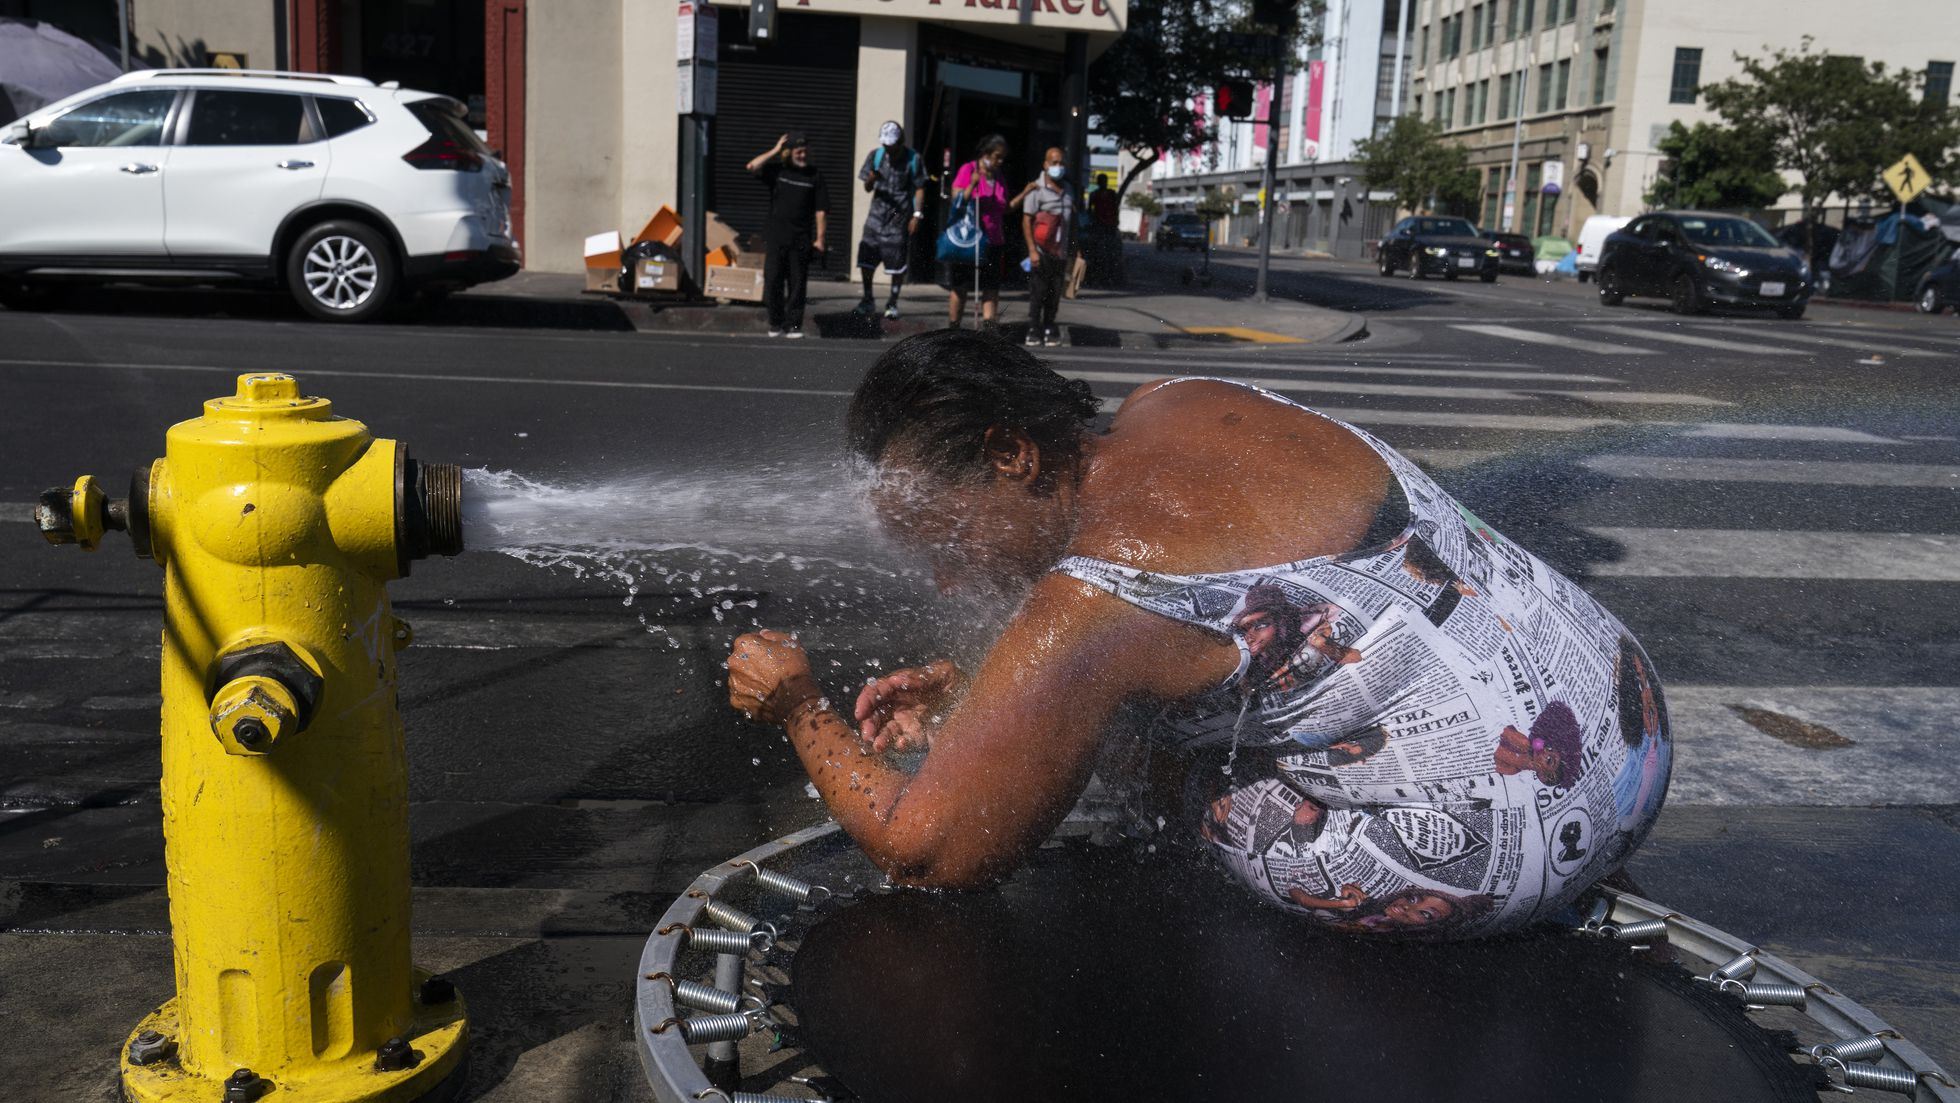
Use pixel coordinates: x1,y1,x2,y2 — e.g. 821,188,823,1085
403,134,483,171
1575,243,1583,253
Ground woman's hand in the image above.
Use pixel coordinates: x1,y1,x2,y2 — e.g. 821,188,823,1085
728,630,822,725
853,659,965,753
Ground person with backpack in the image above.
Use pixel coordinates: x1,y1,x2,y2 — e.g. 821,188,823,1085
1021,146,1075,348
940,134,1010,331
854,121,929,321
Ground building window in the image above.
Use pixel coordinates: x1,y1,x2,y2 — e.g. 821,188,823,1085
1498,73,1513,119
1522,163,1541,234
1484,166,1502,227
1449,15,1463,57
1600,0,1615,12
1555,59,1571,107
1592,47,1610,104
1443,87,1457,126
1419,25,1429,63
1536,63,1552,112
1470,4,1483,51
1537,188,1559,236
1486,4,1499,45
1928,61,1955,105
1669,47,1702,103
1505,0,1519,40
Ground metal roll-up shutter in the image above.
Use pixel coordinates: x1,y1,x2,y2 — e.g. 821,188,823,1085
713,12,859,275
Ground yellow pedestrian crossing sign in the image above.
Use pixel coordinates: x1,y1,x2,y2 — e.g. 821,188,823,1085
1882,153,1930,205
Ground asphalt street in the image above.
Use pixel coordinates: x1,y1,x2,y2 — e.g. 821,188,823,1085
2,250,1957,1100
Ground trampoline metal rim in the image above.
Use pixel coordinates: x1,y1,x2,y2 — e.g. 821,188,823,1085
635,821,1958,1103
637,821,845,1103
1599,888,1959,1102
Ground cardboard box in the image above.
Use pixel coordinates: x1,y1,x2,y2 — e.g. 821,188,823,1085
584,230,623,293
704,245,736,268
703,264,764,302
633,206,683,248
633,257,682,295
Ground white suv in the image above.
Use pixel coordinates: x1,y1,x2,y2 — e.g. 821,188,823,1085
0,69,518,322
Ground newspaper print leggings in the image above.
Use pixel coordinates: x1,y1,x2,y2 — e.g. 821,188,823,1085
1056,392,1674,939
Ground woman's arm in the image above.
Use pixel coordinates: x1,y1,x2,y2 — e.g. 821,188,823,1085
732,576,1220,887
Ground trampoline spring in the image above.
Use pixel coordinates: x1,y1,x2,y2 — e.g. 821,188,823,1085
1824,1056,1922,1096
1582,897,1613,930
1601,918,1669,943
695,895,780,940
1730,981,1807,1009
663,923,774,955
695,1091,832,1103
1708,950,1759,983
741,860,833,905
1815,1034,1892,1064
645,972,767,1015
651,1010,759,1045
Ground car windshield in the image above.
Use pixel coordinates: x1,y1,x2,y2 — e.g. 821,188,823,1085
1417,218,1478,236
1679,216,1780,248
1167,213,1201,225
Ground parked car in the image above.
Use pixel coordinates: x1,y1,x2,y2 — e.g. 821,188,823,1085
0,69,519,322
1377,216,1499,281
1596,211,1811,318
1914,245,1960,314
1154,211,1209,251
1481,229,1536,276
1573,214,1632,282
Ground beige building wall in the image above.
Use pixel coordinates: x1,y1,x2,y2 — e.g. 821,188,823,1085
852,17,920,287
617,0,681,251
524,0,627,272
129,0,279,69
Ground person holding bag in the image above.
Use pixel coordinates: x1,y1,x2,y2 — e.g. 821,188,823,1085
1021,146,1075,347
939,134,1009,331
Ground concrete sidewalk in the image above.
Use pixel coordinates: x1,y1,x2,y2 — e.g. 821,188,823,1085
458,242,1366,348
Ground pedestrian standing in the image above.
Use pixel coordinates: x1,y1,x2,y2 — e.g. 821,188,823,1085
854,120,928,321
1021,146,1075,348
1087,172,1122,285
746,131,831,339
941,134,1009,331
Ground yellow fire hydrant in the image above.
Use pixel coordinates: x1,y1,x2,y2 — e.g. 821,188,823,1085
37,373,468,1103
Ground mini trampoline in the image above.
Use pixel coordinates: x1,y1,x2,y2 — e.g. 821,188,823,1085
635,818,1958,1103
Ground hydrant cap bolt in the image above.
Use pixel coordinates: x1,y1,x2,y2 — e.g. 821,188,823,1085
127,1030,176,1066
237,374,299,402
209,677,300,756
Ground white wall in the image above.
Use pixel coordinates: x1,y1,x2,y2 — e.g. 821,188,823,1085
130,0,279,69
524,0,625,272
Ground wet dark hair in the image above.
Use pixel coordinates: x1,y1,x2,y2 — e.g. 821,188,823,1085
847,329,1100,479
974,133,1009,159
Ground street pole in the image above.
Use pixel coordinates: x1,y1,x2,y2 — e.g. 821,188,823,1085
117,0,130,71
1389,0,1412,117
1254,75,1283,302
1501,47,1530,232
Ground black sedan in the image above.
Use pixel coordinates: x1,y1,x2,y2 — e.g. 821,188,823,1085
1597,211,1812,318
1913,246,1960,315
1377,216,1500,281
1155,211,1209,251
1482,230,1537,276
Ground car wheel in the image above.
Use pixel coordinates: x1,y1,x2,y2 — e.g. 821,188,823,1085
0,280,69,312
1577,269,1592,283
1776,303,1806,320
1407,255,1425,280
1598,265,1625,306
1917,283,1942,314
1378,252,1394,277
1480,270,1497,283
289,220,396,323
1671,274,1705,315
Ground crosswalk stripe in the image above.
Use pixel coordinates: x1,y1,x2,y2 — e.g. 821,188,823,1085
1054,359,1623,384
1582,325,1828,356
1664,685,1960,807
1581,528,1960,581
1065,369,1726,407
1679,422,1900,443
1449,323,1658,355
1667,325,1945,359
1582,455,1960,488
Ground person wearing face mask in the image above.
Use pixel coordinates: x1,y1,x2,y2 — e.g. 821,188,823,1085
941,134,1010,330
746,131,832,338
1020,147,1075,348
854,120,929,321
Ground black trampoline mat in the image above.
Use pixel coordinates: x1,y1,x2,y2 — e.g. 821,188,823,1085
789,846,1816,1103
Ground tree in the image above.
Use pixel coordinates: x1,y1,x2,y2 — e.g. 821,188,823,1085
1124,191,1164,218
1195,185,1238,221
1702,39,1960,252
1352,115,1479,216
1642,121,1786,211
1088,0,1322,205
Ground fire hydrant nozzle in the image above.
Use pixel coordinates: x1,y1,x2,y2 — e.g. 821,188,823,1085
42,372,469,1102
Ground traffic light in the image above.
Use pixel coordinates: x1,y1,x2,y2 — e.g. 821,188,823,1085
1217,79,1255,120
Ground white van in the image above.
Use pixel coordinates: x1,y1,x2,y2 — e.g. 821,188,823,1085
1573,215,1632,282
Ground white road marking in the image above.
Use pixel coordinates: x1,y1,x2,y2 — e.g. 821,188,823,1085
1065,368,1727,406
1679,422,1900,444
1666,325,1944,358
1449,323,1658,355
1581,528,1960,581
1400,447,1509,469
1047,354,1620,383
1581,325,1823,356
1665,685,1960,807
1582,455,1960,488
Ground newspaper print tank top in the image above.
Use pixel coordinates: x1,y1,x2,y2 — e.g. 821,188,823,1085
1053,386,1673,936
